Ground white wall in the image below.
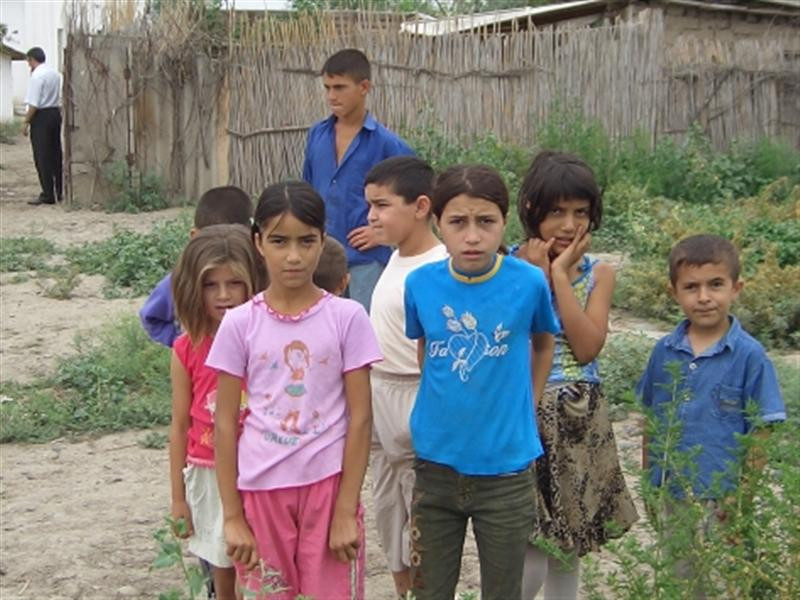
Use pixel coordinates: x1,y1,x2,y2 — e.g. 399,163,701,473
0,55,14,120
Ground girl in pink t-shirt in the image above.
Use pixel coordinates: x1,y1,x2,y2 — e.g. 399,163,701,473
207,182,381,599
169,224,263,600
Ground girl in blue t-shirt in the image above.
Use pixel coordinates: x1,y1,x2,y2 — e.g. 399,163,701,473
403,164,558,600
515,151,638,600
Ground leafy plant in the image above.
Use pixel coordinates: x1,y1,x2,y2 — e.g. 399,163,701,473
600,333,656,409
0,315,171,443
0,237,56,272
66,214,190,297
0,118,21,144
103,160,171,213
140,430,169,449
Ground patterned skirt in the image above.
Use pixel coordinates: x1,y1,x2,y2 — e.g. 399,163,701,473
532,382,638,557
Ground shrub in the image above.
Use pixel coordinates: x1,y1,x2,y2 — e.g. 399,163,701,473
103,160,171,213
600,333,657,408
66,214,190,297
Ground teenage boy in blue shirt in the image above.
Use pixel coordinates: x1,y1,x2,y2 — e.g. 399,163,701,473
638,234,785,498
302,48,413,311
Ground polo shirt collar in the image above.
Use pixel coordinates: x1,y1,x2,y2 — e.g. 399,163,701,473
665,316,741,356
326,111,377,131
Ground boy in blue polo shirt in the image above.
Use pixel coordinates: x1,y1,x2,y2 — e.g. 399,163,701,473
638,234,785,496
302,48,413,311
637,234,785,594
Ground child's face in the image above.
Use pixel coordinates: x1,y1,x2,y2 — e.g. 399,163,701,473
322,73,368,120
536,197,591,256
670,262,742,335
255,212,323,292
203,264,248,325
365,182,424,247
437,194,505,275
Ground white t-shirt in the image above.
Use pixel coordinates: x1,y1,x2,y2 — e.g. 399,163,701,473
370,244,449,375
25,64,61,109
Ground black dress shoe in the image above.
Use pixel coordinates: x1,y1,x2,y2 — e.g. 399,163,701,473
28,196,56,205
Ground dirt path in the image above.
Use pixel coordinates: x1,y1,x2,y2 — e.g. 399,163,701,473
1,133,652,599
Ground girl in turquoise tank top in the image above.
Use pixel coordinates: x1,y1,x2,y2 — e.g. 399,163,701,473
514,151,638,600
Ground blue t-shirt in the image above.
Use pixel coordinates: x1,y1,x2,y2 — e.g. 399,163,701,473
302,112,414,267
404,255,559,475
636,317,786,497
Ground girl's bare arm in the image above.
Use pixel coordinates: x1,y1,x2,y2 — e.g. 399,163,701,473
215,372,259,570
169,352,194,537
531,332,555,407
552,261,614,364
329,367,372,563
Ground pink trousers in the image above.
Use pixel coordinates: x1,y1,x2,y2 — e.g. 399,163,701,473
237,473,365,599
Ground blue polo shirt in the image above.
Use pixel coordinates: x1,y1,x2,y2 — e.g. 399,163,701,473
636,317,786,497
302,113,414,267
405,255,559,476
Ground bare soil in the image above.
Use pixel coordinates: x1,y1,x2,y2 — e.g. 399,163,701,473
0,135,653,599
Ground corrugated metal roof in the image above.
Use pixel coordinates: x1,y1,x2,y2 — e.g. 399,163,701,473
400,0,606,36
1,43,26,60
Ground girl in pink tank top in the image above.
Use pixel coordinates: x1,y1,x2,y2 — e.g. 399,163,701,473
169,224,262,600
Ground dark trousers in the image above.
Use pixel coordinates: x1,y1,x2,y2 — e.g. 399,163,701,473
30,107,63,202
410,459,538,600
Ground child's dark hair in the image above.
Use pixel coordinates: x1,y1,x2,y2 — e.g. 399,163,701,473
517,151,602,239
253,181,325,237
194,186,253,229
322,48,371,82
668,234,741,285
432,164,509,220
365,156,435,204
172,224,262,343
26,47,46,63
313,237,348,294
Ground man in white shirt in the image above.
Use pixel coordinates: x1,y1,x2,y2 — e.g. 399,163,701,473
21,47,63,205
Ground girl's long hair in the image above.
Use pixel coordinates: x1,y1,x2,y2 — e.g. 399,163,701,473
172,224,262,344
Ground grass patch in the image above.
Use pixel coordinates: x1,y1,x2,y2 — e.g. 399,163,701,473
0,315,171,443
0,118,21,144
66,213,190,297
103,160,173,213
0,237,56,272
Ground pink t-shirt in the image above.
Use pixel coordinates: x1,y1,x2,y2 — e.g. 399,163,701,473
206,292,382,491
174,334,247,467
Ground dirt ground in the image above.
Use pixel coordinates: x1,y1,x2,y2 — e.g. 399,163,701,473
0,135,653,599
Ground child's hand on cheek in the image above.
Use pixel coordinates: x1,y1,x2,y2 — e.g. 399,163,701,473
551,226,591,277
329,508,360,563
524,237,554,278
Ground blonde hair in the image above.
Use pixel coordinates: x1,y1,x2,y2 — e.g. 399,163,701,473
172,224,262,344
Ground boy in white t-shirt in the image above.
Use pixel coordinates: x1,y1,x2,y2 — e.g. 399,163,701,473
365,156,448,598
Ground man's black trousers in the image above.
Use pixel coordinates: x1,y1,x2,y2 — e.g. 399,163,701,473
30,107,63,202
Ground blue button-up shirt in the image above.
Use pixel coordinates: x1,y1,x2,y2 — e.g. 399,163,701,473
302,113,414,266
636,316,785,497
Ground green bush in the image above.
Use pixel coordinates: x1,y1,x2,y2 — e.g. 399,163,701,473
66,214,190,297
0,315,171,443
0,237,56,272
600,333,657,408
103,160,171,213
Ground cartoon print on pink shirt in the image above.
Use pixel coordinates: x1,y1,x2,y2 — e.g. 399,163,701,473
279,340,310,435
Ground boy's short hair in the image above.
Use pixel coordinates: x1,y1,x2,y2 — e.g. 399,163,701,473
669,234,741,284
314,237,348,293
365,156,434,205
194,186,253,229
321,49,371,82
